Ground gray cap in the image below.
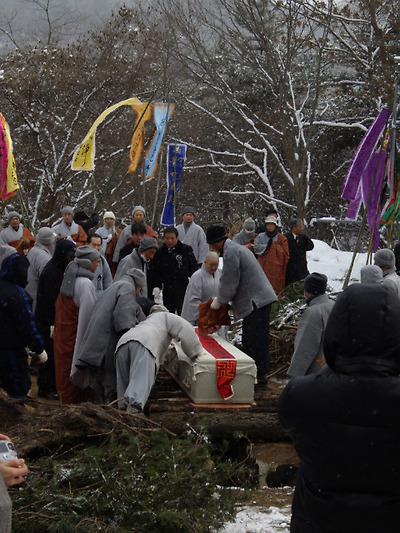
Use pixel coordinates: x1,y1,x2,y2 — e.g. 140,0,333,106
139,237,159,252
182,206,195,216
132,205,146,216
75,245,100,269
126,267,146,287
36,227,56,245
243,217,255,230
61,206,74,215
360,264,383,284
374,249,395,269
7,211,20,222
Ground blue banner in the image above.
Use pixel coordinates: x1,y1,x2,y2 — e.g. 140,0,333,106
161,144,187,226
143,103,175,181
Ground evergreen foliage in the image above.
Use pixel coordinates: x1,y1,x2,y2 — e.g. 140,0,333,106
11,430,252,533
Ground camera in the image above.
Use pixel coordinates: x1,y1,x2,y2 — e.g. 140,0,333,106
0,440,18,461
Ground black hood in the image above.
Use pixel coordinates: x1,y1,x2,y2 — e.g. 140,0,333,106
53,239,76,269
324,283,400,376
0,253,29,287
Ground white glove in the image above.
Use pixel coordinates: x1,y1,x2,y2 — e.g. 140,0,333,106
210,297,221,310
36,350,48,364
152,287,161,299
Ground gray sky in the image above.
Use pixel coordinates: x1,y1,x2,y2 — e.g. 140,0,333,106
0,0,136,51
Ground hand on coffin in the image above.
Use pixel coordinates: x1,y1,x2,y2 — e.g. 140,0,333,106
206,324,221,334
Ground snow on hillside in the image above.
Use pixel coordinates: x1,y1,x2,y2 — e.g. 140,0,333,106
307,239,368,293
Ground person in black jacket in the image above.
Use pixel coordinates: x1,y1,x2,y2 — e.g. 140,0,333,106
278,283,400,533
0,254,46,399
284,218,314,286
34,239,76,398
149,226,198,315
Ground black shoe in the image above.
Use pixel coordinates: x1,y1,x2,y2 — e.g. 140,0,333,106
38,390,59,400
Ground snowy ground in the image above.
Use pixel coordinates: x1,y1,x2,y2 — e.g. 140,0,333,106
219,239,370,531
220,505,292,533
307,239,368,293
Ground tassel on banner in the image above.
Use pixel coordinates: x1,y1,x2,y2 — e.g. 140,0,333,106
160,144,187,226
71,97,141,171
0,114,19,201
128,102,152,173
142,103,175,182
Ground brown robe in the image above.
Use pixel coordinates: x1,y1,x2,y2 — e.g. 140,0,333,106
54,293,95,404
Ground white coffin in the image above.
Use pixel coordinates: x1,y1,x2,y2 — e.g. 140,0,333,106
163,331,257,404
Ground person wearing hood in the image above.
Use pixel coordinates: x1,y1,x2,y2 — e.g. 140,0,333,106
51,206,87,247
0,253,46,399
0,211,35,255
112,206,158,264
232,217,257,250
53,245,99,404
176,206,208,266
115,304,205,413
278,283,400,532
35,239,76,399
114,237,158,297
373,248,400,298
284,218,314,286
77,268,146,404
253,215,289,296
287,273,334,378
360,264,383,284
25,227,56,312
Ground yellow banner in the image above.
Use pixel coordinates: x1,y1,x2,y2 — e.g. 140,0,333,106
1,115,19,194
128,102,152,173
71,97,141,171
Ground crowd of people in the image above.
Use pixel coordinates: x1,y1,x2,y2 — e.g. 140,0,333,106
2,203,400,531
0,205,315,408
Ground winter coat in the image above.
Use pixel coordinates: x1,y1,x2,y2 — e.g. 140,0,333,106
34,240,76,329
217,239,277,320
254,232,289,296
148,240,198,313
116,312,203,371
77,271,144,374
54,276,97,403
0,253,43,354
0,224,35,254
382,267,400,299
92,255,112,294
287,293,334,377
278,283,400,533
177,222,209,264
96,223,122,258
51,220,87,247
284,232,314,285
181,264,222,325
26,243,52,311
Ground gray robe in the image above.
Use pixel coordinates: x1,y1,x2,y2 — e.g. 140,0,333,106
26,243,52,310
114,249,148,297
287,293,335,377
77,271,144,374
92,255,112,294
217,239,277,320
382,267,400,300
177,222,208,264
51,220,81,238
181,264,221,325
0,223,24,244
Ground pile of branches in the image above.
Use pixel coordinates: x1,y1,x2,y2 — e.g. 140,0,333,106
1,393,255,533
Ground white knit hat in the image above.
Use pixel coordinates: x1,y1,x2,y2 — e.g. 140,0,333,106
103,211,116,220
